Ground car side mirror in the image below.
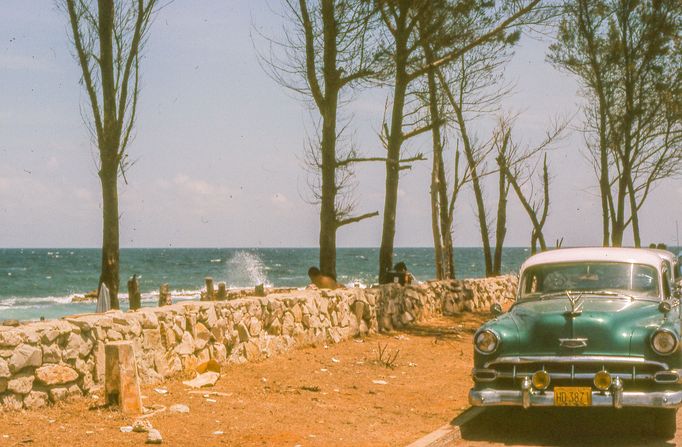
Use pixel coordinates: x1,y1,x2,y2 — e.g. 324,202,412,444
490,303,503,317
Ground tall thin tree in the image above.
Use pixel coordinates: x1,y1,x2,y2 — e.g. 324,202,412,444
550,0,681,247
257,0,378,279
374,0,541,282
62,0,157,308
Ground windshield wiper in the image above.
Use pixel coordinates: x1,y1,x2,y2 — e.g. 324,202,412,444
581,290,636,300
534,289,636,301
537,290,582,300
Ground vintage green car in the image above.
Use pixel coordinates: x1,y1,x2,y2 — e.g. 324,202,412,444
470,247,681,436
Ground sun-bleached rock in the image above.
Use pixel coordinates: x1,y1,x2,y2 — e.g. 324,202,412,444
9,344,42,373
35,364,79,386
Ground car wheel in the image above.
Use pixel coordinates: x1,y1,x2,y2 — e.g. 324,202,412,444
652,408,677,440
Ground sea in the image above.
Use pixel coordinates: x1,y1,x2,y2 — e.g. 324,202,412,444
0,247,547,321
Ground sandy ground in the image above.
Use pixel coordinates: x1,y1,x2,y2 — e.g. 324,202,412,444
0,313,485,447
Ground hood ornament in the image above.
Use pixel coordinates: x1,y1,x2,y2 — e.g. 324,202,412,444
565,291,584,316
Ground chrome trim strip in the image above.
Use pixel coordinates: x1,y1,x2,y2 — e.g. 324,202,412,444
493,371,655,381
484,356,669,370
559,338,589,348
469,389,682,409
472,368,498,382
654,371,681,383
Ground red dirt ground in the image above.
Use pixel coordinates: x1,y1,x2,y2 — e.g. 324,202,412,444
0,313,486,447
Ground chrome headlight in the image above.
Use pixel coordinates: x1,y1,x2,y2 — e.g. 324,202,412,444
475,329,500,355
651,329,679,356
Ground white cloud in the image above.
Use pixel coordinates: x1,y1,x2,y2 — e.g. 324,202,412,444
270,193,291,209
0,54,57,72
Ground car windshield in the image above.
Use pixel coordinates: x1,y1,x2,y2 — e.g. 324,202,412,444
519,262,660,300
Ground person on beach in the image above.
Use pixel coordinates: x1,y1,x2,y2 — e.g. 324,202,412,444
393,262,414,286
307,267,343,289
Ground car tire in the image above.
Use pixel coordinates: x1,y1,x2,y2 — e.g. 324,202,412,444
652,408,677,440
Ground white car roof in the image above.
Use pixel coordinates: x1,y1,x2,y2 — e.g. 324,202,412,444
646,248,677,265
520,247,663,272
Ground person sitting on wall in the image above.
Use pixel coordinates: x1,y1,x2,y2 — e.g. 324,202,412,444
308,266,343,290
391,262,414,286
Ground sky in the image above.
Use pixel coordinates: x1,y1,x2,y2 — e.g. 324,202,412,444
0,1,680,249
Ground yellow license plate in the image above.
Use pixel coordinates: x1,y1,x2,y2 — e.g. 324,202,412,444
554,387,592,406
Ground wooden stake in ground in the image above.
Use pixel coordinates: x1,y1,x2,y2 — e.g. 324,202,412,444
204,277,214,301
217,282,227,301
128,274,141,310
158,283,171,306
104,341,143,414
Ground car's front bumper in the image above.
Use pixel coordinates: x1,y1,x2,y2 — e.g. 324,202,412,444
470,388,682,409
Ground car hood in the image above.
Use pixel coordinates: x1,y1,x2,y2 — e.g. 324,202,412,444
502,297,665,356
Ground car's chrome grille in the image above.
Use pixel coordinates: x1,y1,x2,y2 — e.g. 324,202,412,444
475,356,672,387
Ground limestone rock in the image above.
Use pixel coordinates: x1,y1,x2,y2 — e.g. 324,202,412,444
236,322,250,343
182,371,219,388
63,333,92,360
139,311,159,329
41,343,62,364
8,372,34,394
0,330,22,347
1,393,24,411
9,344,42,373
291,304,303,323
169,403,190,414
0,358,9,378
194,323,210,350
248,317,262,337
213,344,228,364
282,312,295,335
35,364,79,386
244,340,261,361
146,428,163,444
0,378,6,392
107,330,123,341
175,332,194,355
133,419,153,433
49,384,81,403
143,329,162,351
24,390,49,409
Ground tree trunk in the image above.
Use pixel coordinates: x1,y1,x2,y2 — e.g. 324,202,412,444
598,113,611,247
97,0,120,309
452,104,492,276
317,0,339,279
430,164,444,280
424,48,452,280
626,175,641,247
99,164,120,309
379,33,408,284
493,164,507,276
318,94,339,278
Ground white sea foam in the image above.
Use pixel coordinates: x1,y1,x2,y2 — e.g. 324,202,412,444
0,295,77,309
210,259,222,263
225,251,270,287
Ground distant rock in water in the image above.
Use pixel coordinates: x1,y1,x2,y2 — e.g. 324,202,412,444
71,290,98,303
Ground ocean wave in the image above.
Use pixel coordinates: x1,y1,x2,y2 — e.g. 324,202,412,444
0,295,76,308
0,288,204,309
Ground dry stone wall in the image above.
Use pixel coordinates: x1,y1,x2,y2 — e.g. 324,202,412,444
0,276,517,411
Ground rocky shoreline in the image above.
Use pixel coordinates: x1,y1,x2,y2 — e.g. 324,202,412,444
0,276,517,411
